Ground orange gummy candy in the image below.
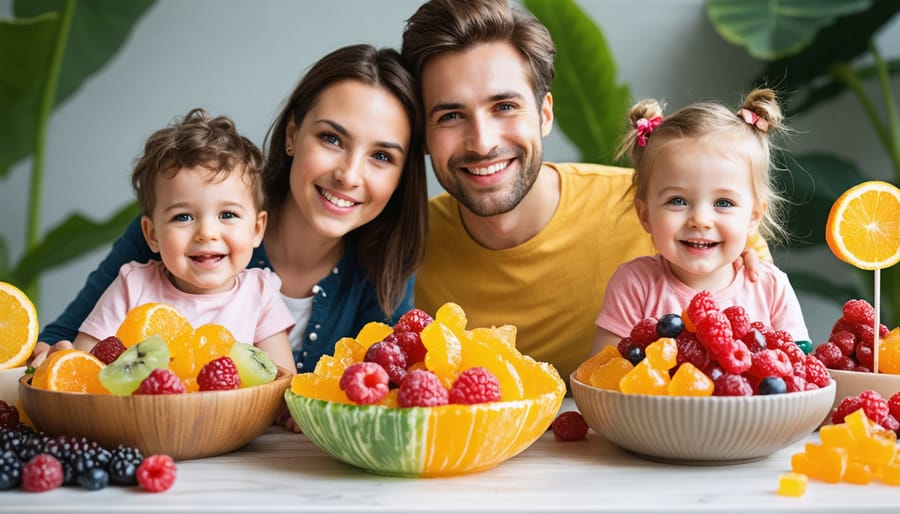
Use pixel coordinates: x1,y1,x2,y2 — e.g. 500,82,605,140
588,357,633,391
644,338,677,370
667,362,714,396
619,360,669,395
777,472,807,497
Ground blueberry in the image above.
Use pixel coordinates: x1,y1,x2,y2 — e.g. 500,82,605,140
625,345,645,366
759,376,787,395
656,314,684,338
77,467,108,491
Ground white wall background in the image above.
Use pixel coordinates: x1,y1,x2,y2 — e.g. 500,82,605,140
2,0,899,344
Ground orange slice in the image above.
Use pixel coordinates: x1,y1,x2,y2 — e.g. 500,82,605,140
825,180,900,270
0,281,38,369
31,349,108,394
115,302,192,347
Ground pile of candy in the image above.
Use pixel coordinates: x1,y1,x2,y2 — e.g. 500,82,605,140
576,291,829,396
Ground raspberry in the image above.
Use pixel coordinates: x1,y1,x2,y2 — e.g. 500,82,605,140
852,324,876,347
393,308,434,334
855,341,874,370
90,336,127,365
803,356,830,388
616,337,633,358
832,355,857,371
832,395,863,424
812,343,840,368
858,390,890,425
880,413,899,433
551,411,589,441
388,331,427,365
783,375,806,393
629,317,659,346
722,306,750,339
842,299,875,326
889,392,900,420
791,360,807,380
714,340,752,375
740,328,767,353
702,362,724,381
675,334,710,371
22,454,63,492
748,349,792,378
686,291,718,330
713,373,752,396
749,321,774,338
196,356,241,391
134,369,186,395
829,330,856,356
448,367,501,404
695,311,733,356
136,454,176,493
397,369,448,407
364,340,408,386
339,362,389,405
831,317,856,338
763,330,793,352
780,341,806,365
0,400,19,430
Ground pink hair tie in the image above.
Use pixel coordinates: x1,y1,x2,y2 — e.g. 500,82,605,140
635,116,662,147
739,108,769,132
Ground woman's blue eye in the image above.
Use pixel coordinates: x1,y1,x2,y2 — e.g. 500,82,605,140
437,112,461,122
321,133,340,145
373,152,392,163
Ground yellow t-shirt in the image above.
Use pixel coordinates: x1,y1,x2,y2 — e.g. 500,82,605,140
415,163,655,383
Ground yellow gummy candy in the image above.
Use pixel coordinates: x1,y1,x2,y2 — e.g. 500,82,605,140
777,472,807,497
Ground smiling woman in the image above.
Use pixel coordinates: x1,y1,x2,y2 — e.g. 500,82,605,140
32,45,429,387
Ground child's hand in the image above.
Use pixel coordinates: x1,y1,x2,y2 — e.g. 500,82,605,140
734,248,760,282
29,340,74,367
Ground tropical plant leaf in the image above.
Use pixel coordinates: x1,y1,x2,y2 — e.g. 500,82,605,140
15,0,156,109
10,200,140,288
524,0,630,164
753,0,900,99
774,152,869,247
0,14,59,178
786,60,900,117
706,0,871,61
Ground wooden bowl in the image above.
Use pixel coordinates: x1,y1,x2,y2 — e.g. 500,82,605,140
18,367,292,460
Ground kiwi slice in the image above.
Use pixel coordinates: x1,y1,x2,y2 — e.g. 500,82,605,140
228,342,277,387
99,335,170,395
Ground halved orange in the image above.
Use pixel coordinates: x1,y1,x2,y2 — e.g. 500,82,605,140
31,349,108,394
825,180,900,270
115,302,192,347
0,281,39,369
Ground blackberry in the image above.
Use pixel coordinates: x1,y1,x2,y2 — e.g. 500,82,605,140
0,449,23,490
109,445,143,485
0,428,29,454
77,467,109,491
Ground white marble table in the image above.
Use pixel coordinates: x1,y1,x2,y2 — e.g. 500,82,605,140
2,399,897,513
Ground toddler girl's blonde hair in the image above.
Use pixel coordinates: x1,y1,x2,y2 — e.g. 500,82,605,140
617,88,787,244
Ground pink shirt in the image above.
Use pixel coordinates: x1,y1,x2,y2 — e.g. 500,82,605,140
80,261,294,344
595,255,809,342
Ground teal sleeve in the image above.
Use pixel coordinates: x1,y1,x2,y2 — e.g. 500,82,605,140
38,216,157,343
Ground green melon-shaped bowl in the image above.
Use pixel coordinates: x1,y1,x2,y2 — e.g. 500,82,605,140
285,382,564,477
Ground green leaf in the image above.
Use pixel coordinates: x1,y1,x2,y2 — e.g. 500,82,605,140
774,152,868,247
10,200,140,288
16,0,156,109
524,0,630,164
0,14,59,178
754,0,900,98
786,60,900,117
706,0,871,60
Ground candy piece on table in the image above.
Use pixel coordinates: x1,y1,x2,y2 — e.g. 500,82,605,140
803,443,847,483
667,362,714,397
619,360,669,395
588,357,633,391
777,472,807,497
818,423,855,450
843,461,873,485
644,338,677,370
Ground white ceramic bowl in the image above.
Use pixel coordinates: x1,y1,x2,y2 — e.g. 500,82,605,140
0,366,27,406
571,373,836,465
828,369,900,411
